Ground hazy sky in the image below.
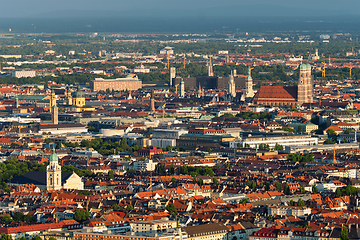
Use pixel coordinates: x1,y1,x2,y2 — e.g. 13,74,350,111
1,0,359,18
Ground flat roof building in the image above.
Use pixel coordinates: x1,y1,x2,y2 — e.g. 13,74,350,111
91,77,142,92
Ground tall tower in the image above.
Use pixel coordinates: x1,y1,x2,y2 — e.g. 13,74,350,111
207,57,214,77
245,67,254,98
228,71,236,97
66,87,73,105
150,89,155,112
169,67,176,87
52,104,58,125
297,63,313,105
50,89,56,113
46,147,62,191
15,95,19,108
180,78,185,98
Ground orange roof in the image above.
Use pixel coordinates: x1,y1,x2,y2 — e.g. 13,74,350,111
253,86,297,101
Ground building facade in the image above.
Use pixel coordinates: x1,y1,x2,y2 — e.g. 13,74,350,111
91,77,142,92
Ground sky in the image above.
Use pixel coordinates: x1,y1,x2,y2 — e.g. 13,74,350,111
1,0,359,18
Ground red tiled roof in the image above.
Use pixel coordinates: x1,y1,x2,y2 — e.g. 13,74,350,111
253,86,297,101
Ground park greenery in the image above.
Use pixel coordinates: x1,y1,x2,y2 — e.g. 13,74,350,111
287,153,314,163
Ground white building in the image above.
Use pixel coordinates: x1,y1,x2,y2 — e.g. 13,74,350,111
151,138,176,148
229,135,318,149
133,159,157,171
268,206,311,217
152,129,188,139
11,70,36,78
131,220,177,234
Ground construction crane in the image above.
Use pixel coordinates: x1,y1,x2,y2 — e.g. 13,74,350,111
349,66,353,79
162,103,166,122
322,62,326,78
149,173,153,193
18,125,26,135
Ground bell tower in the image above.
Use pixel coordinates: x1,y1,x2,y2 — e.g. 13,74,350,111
47,147,62,191
297,63,313,105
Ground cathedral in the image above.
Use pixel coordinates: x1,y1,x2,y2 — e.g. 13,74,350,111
10,148,84,191
252,63,313,107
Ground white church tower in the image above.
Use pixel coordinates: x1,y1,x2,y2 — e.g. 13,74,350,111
46,147,62,191
228,70,236,97
245,66,254,98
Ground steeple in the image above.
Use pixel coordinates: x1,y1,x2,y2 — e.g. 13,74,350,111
50,89,56,113
15,95,19,108
207,57,213,77
180,78,185,98
245,66,254,98
228,71,236,98
47,145,62,191
52,102,58,125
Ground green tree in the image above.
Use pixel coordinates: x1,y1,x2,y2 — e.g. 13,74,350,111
74,209,88,222
13,211,24,222
239,198,249,204
341,226,349,240
1,216,12,223
165,203,177,216
126,205,134,211
107,170,114,180
274,143,284,151
24,214,35,223
265,182,270,191
335,188,342,198
237,142,243,148
112,204,119,210
212,178,219,186
276,182,282,192
1,233,13,240
297,125,303,133
169,163,175,175
32,236,42,240
297,198,305,207
345,128,355,134
77,190,92,195
289,200,294,206
312,185,318,194
284,183,291,195
327,128,337,136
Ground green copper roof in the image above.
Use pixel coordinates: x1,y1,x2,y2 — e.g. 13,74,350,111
49,147,58,162
300,63,311,70
73,86,84,98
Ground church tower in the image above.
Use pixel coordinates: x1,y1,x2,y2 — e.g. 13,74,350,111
73,86,85,107
46,147,62,191
66,87,73,105
297,63,313,105
50,89,56,113
245,66,254,98
180,78,185,98
207,57,214,77
228,71,236,97
52,103,58,125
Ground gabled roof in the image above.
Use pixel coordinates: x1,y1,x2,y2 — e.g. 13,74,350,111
253,86,298,101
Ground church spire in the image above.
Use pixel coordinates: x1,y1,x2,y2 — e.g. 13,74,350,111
245,66,254,98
